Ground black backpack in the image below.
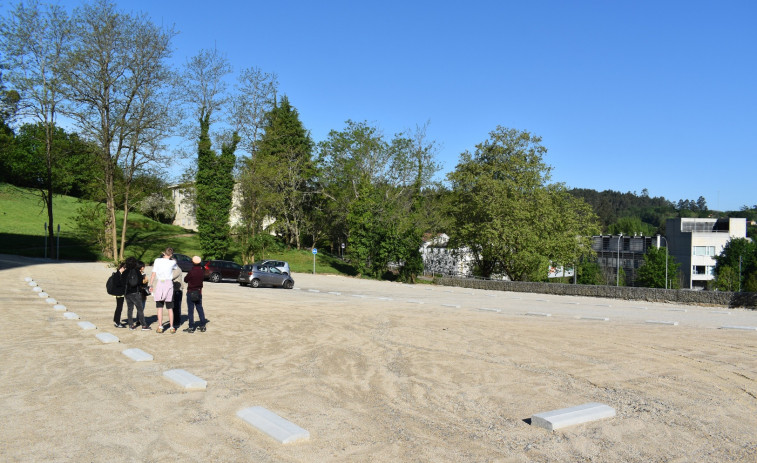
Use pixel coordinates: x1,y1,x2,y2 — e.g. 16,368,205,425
127,269,139,288
106,272,118,295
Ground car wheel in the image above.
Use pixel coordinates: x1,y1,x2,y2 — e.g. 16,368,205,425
283,280,293,289
251,278,261,288
210,272,221,283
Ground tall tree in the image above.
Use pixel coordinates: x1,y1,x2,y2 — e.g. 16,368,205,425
317,120,440,279
447,127,599,281
635,246,680,289
1,0,72,257
179,48,237,259
63,0,176,260
252,96,313,249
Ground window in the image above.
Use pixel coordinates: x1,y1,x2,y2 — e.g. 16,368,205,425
693,246,715,256
692,265,707,275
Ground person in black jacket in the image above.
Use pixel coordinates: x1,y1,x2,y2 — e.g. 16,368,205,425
124,257,149,331
112,262,127,328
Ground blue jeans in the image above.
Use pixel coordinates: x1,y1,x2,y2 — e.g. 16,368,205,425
186,291,206,327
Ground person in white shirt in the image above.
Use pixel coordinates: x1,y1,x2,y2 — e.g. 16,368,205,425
149,247,179,333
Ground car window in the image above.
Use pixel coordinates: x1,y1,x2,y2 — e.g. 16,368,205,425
231,263,241,270
270,267,282,274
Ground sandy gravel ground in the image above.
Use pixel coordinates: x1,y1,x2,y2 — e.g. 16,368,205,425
1,254,756,462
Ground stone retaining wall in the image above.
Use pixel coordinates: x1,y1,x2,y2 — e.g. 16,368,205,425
434,277,757,308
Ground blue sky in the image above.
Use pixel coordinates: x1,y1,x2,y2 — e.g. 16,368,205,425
6,1,756,211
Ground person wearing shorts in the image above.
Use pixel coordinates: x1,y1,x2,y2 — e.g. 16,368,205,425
149,247,179,333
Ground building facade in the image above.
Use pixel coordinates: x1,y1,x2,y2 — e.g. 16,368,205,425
420,233,475,277
169,184,244,232
591,234,661,286
665,217,747,289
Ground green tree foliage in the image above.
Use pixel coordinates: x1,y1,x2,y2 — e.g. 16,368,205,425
713,266,738,292
195,114,238,259
447,127,600,281
317,120,440,280
8,123,97,197
576,259,605,285
714,237,757,292
607,216,657,236
570,188,675,233
635,246,680,289
249,96,314,249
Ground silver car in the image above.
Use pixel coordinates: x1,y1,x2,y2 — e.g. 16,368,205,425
259,259,291,275
238,264,294,289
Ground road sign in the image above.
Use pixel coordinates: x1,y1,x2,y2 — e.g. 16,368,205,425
312,248,318,254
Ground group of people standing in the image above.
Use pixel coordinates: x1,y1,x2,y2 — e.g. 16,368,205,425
110,247,208,333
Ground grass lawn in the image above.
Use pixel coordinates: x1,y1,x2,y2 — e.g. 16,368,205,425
0,183,360,276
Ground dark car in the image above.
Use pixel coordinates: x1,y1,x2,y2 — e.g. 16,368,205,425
237,264,294,289
172,253,194,272
203,259,242,282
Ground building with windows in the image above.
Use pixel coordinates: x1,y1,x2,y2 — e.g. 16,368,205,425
591,234,661,286
665,217,747,289
420,233,475,277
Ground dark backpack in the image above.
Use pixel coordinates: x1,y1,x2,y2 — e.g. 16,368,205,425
127,269,139,288
106,272,118,295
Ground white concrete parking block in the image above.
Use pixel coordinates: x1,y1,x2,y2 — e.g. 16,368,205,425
24,277,33,282
38,292,48,297
45,297,57,304
78,321,96,330
63,312,79,319
710,310,731,314
122,348,154,362
479,307,501,313
352,295,367,298
407,300,424,304
327,291,341,295
645,320,679,326
526,312,552,317
28,281,37,286
96,332,119,343
594,304,612,307
667,308,687,312
580,316,609,321
631,306,648,310
531,402,616,431
33,286,42,293
53,304,67,311
163,369,207,390
307,289,320,293
237,406,310,444
377,297,393,301
442,304,461,308
720,325,757,331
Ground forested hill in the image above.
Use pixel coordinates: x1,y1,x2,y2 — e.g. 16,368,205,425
568,188,677,232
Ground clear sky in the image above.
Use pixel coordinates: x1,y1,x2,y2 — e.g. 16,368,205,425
5,1,756,211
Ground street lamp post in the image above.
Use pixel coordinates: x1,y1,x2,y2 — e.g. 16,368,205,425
657,235,669,290
616,234,622,286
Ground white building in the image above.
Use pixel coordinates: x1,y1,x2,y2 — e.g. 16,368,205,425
666,217,747,289
169,183,244,232
420,233,475,277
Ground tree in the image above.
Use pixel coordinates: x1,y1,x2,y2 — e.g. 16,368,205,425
714,237,757,291
1,0,72,257
63,0,176,261
178,48,237,259
713,265,738,292
9,122,97,197
251,96,314,249
608,216,657,236
576,259,605,285
635,246,680,289
316,120,440,279
447,127,599,281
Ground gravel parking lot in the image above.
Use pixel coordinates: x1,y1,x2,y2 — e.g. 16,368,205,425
2,254,756,462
